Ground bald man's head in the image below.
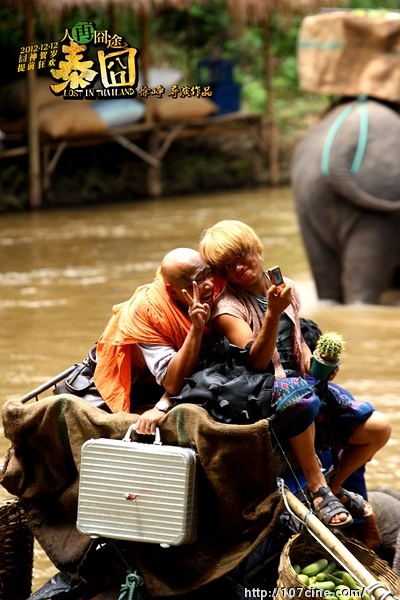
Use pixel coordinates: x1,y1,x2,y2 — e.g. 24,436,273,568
161,248,204,284
160,248,214,308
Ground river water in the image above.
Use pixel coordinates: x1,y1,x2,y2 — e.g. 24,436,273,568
1,186,400,592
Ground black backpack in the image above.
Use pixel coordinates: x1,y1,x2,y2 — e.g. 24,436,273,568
170,337,275,424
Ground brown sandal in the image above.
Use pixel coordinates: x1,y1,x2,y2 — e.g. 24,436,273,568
337,487,373,520
310,486,353,529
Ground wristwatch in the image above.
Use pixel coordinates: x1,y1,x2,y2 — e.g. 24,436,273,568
155,399,171,413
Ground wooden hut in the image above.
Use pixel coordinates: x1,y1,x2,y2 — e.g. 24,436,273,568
5,0,347,208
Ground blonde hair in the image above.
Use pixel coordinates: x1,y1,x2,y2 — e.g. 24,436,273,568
199,220,264,275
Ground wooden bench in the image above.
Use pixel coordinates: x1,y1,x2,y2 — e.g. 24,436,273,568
0,112,266,201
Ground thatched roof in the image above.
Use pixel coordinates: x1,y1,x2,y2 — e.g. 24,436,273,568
12,0,348,23
226,0,348,25
11,0,197,21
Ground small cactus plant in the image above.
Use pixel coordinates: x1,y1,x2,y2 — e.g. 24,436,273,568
314,331,346,365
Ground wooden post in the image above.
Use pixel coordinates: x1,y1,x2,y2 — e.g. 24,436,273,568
147,128,162,198
26,0,42,209
139,9,161,195
264,16,279,187
140,10,153,124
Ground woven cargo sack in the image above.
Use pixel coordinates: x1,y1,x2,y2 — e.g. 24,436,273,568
277,531,400,600
0,498,34,600
297,11,400,103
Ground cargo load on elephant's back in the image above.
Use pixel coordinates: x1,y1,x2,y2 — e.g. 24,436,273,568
297,9,400,105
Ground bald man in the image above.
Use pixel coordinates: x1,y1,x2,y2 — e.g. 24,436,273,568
142,248,215,391
94,248,219,433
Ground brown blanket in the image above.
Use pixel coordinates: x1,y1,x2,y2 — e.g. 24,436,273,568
0,395,284,597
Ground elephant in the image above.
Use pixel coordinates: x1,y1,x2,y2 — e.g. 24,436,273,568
367,488,400,572
290,97,400,304
339,488,400,571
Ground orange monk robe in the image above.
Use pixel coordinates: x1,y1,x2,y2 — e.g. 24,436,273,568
94,269,222,413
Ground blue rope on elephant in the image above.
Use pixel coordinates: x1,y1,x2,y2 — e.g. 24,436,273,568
321,95,369,177
118,569,145,600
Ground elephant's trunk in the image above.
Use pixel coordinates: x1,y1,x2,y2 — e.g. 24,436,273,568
393,529,400,574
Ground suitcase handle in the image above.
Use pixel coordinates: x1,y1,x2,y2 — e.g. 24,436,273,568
122,423,162,445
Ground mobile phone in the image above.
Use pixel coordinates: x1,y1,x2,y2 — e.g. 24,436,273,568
267,265,285,293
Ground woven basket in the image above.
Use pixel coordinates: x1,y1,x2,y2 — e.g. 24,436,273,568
0,498,34,600
277,531,400,600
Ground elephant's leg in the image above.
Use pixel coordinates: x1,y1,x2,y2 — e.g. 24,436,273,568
342,217,398,304
298,215,344,303
367,489,400,567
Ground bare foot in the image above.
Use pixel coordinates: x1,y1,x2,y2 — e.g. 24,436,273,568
359,513,382,550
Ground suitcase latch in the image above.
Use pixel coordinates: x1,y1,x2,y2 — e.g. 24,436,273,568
124,492,137,500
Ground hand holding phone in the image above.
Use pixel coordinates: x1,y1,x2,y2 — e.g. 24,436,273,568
267,265,285,294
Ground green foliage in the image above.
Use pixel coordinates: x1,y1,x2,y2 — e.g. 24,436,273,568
0,8,24,85
350,0,399,8
0,163,28,211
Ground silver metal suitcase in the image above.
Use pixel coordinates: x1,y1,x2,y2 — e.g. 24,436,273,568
76,424,198,547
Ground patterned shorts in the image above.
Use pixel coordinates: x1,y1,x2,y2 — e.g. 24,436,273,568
271,376,320,438
271,376,373,445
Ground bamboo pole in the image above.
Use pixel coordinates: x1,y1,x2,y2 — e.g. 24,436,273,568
19,365,77,404
284,489,398,600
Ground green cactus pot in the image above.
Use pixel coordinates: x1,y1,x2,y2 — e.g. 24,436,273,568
310,353,340,381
